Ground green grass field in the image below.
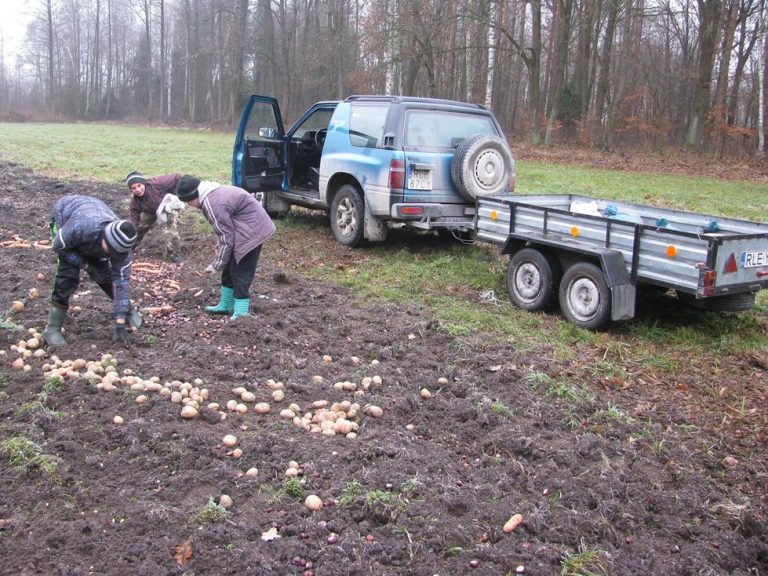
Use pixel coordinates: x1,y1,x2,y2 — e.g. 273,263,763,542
1,121,766,365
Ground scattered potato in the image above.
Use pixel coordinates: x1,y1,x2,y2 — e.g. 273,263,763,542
322,355,332,364
37,273,46,281
12,358,24,370
245,467,258,477
254,402,271,414
135,395,148,405
503,514,524,533
113,416,124,425
420,388,432,399
437,377,449,385
271,389,285,402
222,434,238,448
11,301,24,313
311,375,324,385
180,405,199,419
241,391,256,403
219,495,233,509
304,495,323,511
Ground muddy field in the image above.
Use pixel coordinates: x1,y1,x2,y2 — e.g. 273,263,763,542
0,160,766,576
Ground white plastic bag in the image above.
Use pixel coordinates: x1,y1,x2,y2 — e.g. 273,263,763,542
156,194,186,223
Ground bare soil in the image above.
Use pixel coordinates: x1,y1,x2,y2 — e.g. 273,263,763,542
0,161,766,576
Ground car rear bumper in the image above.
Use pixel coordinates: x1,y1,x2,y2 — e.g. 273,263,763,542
390,203,475,227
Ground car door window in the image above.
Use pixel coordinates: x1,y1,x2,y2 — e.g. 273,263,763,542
245,103,282,141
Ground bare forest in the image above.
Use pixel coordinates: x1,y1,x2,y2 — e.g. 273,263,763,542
1,0,768,157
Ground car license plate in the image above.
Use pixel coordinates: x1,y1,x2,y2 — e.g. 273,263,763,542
741,250,768,268
408,169,432,190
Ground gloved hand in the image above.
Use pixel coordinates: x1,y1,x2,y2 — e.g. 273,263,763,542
112,323,131,346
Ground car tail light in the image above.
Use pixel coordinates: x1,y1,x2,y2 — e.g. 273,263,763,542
698,268,716,296
389,159,405,190
400,206,424,215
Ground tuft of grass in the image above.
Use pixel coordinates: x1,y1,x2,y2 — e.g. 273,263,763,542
189,498,229,525
365,489,407,513
339,480,363,507
400,474,424,497
489,401,514,419
560,541,609,576
14,401,64,420
1,436,60,479
283,477,304,499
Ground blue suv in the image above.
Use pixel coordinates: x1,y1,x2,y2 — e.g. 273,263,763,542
232,95,515,246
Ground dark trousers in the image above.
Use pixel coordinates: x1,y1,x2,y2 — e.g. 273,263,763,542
49,218,112,309
221,245,262,299
52,258,113,309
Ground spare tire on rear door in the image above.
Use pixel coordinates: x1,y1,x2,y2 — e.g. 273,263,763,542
451,133,514,201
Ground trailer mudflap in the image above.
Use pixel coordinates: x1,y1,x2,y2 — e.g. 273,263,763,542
502,233,636,321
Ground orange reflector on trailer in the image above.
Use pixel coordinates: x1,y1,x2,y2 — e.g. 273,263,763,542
722,253,738,274
490,210,498,220
571,226,580,237
666,245,677,258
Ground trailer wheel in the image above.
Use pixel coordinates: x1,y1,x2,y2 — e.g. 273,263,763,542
506,248,560,311
330,184,365,247
559,262,612,330
676,291,756,312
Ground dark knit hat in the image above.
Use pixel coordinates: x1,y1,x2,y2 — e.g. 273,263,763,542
176,175,201,201
126,171,148,188
104,220,137,253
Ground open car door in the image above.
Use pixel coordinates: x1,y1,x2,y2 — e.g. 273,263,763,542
232,95,286,193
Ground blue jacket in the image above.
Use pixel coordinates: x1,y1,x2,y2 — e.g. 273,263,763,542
52,195,132,318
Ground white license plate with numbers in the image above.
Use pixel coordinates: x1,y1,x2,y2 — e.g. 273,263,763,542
741,250,768,268
408,169,432,190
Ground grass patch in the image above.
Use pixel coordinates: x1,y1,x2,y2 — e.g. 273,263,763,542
489,401,514,419
283,477,304,499
189,498,229,525
1,435,61,479
559,541,609,576
339,480,363,507
0,123,232,183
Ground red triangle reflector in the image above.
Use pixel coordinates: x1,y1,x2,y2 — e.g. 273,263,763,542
723,253,738,274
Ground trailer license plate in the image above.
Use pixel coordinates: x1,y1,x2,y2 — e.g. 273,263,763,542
408,169,432,190
741,250,768,268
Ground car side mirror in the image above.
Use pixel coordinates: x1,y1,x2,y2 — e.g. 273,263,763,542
258,127,277,139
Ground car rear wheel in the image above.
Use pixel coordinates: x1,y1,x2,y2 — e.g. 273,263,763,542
330,184,365,247
451,134,514,201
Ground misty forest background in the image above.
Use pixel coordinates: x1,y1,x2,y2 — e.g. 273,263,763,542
1,0,768,158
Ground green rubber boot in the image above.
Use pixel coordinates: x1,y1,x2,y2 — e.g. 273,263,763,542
42,307,68,347
205,286,234,314
230,298,250,320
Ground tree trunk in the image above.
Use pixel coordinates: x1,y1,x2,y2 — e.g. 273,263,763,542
686,0,722,149
544,0,573,146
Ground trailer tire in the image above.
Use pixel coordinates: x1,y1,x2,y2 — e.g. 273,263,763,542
330,184,365,247
559,262,612,330
451,134,514,201
506,248,560,311
676,291,756,312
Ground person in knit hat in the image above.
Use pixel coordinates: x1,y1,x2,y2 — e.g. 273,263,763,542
175,175,275,320
125,171,185,262
43,195,142,347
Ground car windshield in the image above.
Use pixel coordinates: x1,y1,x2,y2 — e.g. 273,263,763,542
404,110,497,148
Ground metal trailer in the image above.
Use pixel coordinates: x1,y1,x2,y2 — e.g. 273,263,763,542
475,194,768,330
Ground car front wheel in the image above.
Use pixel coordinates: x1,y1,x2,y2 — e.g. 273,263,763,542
330,184,365,247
